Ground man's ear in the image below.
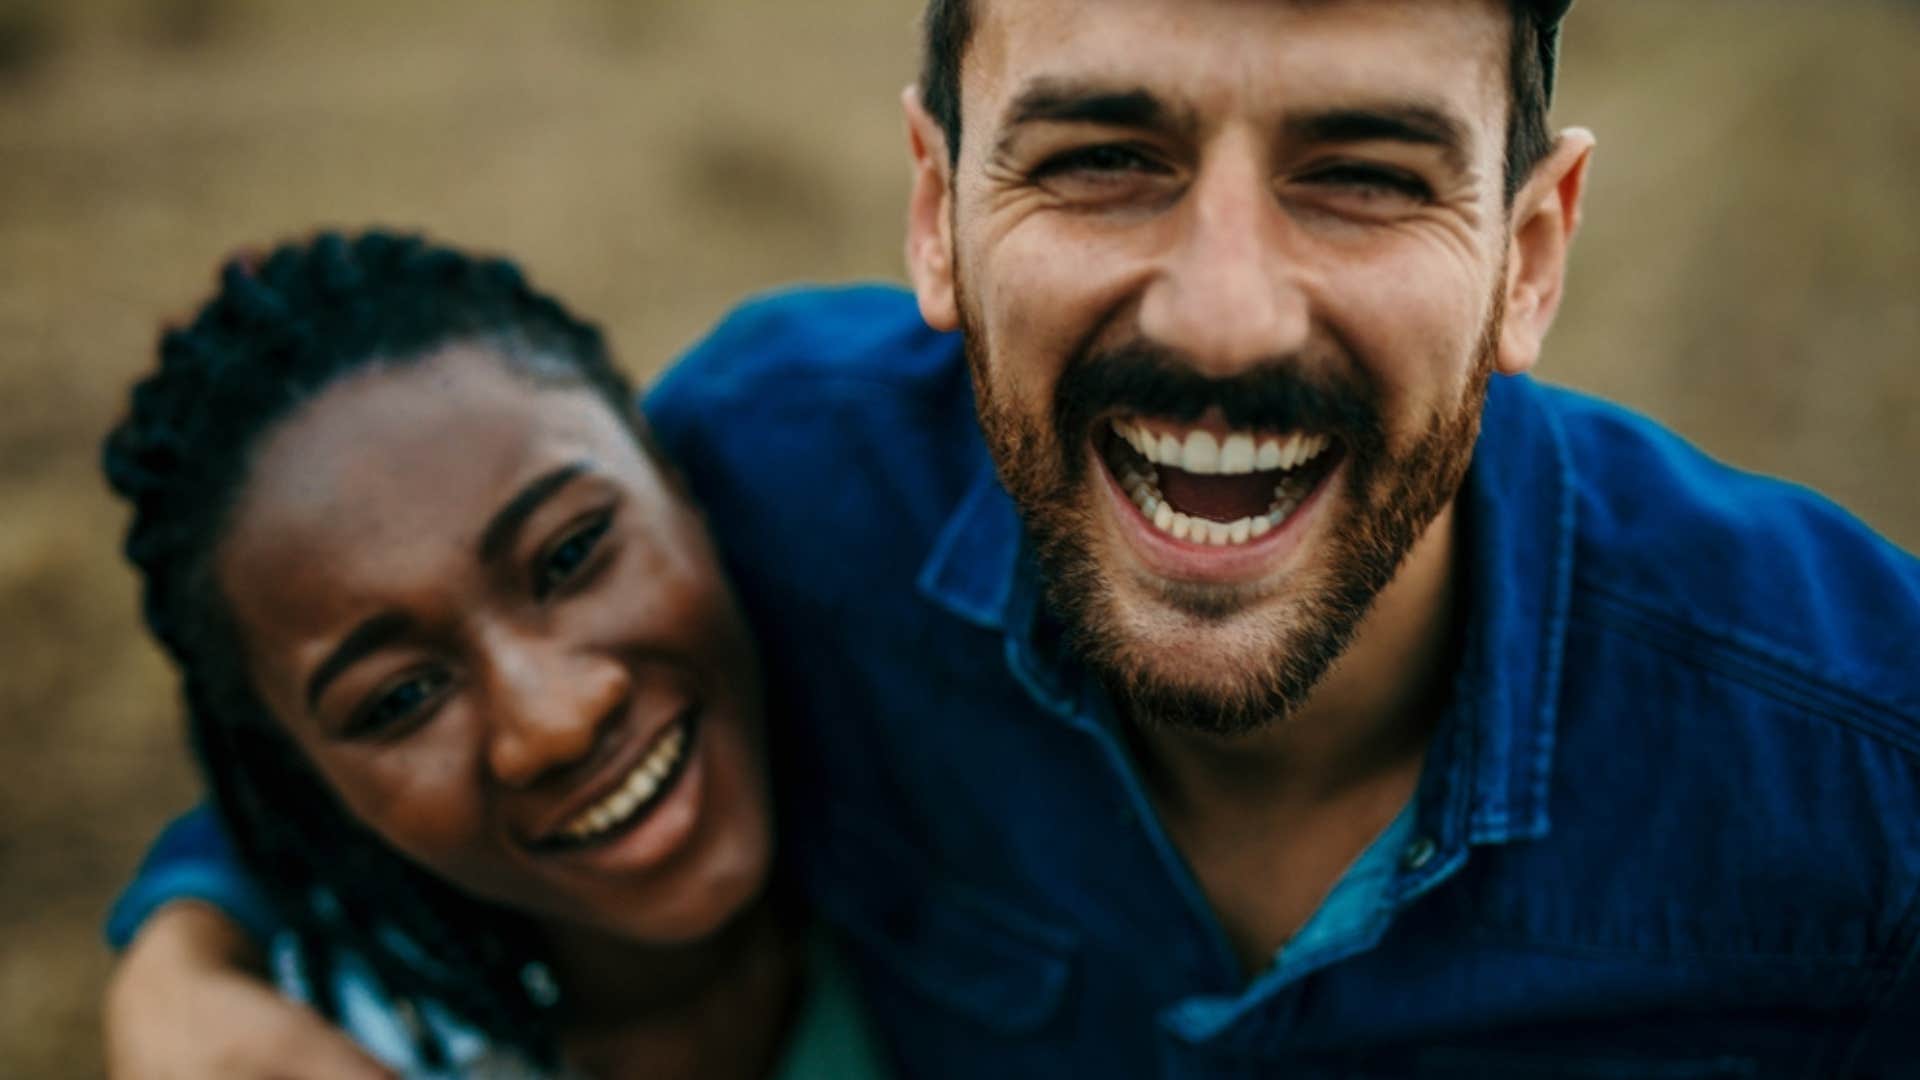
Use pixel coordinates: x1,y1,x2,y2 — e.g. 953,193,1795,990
1497,127,1595,376
903,85,960,332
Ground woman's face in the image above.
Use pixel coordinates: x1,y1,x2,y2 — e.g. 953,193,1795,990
215,344,772,946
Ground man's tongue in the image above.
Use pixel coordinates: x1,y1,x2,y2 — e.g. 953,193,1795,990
1158,468,1279,523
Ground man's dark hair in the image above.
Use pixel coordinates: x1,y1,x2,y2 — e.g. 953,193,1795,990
919,0,1556,206
101,230,647,1067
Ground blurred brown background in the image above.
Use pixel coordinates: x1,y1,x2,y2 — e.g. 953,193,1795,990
1,1,1914,1074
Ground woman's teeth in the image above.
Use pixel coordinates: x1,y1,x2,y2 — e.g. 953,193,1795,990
558,721,689,843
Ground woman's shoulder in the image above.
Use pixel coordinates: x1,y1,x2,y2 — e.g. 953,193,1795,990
271,922,894,1079
269,928,557,1079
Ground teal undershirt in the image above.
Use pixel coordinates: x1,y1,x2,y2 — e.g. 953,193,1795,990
773,933,895,1080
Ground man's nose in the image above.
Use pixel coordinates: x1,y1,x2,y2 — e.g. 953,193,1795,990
483,633,630,789
1136,142,1311,376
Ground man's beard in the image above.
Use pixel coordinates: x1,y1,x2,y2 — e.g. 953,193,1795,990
962,293,1499,738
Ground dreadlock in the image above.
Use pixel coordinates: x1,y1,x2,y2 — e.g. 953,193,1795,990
101,229,649,1068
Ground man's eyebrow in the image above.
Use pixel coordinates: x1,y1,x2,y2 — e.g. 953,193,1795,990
1285,103,1474,172
998,79,1189,142
476,461,591,565
305,611,415,711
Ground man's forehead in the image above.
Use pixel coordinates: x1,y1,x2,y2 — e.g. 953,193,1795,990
968,0,1511,131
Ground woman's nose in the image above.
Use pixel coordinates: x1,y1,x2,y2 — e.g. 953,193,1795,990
483,635,631,789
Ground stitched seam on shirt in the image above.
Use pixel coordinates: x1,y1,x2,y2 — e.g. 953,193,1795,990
1525,400,1578,839
1571,581,1920,754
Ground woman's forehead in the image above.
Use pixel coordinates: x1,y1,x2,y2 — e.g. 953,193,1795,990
239,351,640,525
215,353,656,618
207,354,671,712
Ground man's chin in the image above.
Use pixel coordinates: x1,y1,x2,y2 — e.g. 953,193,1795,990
1009,469,1348,736
1096,650,1308,737
1064,574,1333,736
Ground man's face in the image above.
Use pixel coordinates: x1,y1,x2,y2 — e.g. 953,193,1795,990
915,0,1538,733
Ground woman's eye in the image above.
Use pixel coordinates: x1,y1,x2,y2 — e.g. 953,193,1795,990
534,512,612,599
349,669,450,739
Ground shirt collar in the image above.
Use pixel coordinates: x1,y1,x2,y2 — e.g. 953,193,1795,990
916,451,1023,633
1427,372,1576,849
916,374,1576,847
915,458,1087,716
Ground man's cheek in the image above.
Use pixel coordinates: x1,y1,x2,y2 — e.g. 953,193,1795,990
1328,261,1489,368
982,254,1100,353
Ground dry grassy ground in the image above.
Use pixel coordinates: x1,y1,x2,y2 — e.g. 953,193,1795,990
1,2,1914,1075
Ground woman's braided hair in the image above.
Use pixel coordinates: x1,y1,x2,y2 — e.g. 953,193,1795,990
101,229,648,1067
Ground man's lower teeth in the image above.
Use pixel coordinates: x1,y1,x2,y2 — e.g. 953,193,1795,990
1121,467,1303,547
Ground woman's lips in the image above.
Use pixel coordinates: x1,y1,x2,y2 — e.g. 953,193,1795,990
526,706,698,852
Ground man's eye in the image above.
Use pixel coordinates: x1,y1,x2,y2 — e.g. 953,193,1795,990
534,512,612,600
350,669,450,739
1032,144,1167,183
1298,163,1434,202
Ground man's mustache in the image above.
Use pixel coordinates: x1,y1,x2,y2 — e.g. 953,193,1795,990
1053,339,1383,448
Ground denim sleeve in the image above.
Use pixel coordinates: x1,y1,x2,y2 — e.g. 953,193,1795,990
104,804,282,950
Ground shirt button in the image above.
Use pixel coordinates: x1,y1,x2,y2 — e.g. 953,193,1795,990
1401,835,1437,871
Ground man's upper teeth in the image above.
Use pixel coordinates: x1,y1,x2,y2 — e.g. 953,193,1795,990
1116,420,1329,475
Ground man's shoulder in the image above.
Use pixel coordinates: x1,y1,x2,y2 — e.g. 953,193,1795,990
1540,382,1920,739
645,282,962,437
1489,385,1920,979
638,283,986,616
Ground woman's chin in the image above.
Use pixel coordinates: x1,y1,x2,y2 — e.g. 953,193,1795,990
546,810,774,951
632,840,772,945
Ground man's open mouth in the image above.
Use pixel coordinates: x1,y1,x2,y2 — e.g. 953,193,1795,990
1099,417,1343,546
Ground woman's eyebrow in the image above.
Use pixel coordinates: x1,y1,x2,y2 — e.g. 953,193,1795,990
305,610,415,711
476,460,591,564
303,462,595,714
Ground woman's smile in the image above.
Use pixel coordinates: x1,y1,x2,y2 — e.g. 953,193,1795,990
533,706,698,851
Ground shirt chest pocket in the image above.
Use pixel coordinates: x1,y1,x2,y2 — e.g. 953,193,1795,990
805,816,1079,1036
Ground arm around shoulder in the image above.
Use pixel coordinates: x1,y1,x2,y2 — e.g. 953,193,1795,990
104,901,394,1080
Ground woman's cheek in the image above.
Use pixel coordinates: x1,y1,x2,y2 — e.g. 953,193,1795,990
324,731,488,861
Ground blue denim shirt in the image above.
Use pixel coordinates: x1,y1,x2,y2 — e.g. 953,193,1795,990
113,286,1920,1078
